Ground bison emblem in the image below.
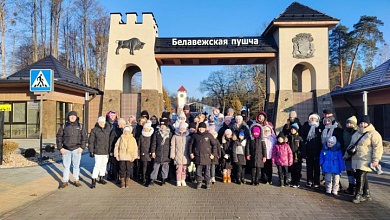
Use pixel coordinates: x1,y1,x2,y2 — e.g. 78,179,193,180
115,38,145,55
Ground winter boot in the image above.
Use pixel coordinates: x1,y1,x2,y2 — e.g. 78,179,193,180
60,182,68,189
206,181,211,189
125,177,131,188
362,189,372,202
149,179,155,187
251,169,256,185
98,176,107,185
241,178,246,185
181,180,187,187
211,177,216,184
142,175,147,186
196,182,202,189
344,183,355,195
91,179,96,189
176,180,182,187
223,174,228,183
162,179,166,185
353,172,365,203
227,174,231,183
120,178,125,189
74,180,82,187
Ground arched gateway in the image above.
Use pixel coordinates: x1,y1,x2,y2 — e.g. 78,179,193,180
103,2,339,129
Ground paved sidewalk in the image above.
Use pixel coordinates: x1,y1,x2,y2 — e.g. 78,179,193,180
0,153,390,220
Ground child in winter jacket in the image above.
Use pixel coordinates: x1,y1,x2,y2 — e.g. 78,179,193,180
320,136,345,195
221,129,234,183
287,123,304,188
233,131,249,185
114,126,139,188
261,125,276,184
210,131,221,184
170,122,191,187
248,124,266,185
272,132,293,187
138,120,154,186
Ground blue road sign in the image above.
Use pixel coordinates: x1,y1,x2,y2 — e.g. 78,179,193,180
30,69,54,92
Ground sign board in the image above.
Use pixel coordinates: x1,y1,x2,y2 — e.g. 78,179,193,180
30,69,54,92
0,104,11,111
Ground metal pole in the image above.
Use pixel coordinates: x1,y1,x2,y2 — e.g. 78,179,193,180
0,111,4,165
362,91,368,115
39,93,43,165
84,92,89,134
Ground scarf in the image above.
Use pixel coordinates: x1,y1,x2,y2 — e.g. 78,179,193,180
307,120,319,141
321,122,338,144
159,128,170,145
142,127,154,137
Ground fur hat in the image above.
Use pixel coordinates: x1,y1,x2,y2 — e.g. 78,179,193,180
123,126,132,134
359,115,371,125
235,115,243,121
225,129,232,135
179,122,188,129
308,113,320,121
144,120,152,129
198,122,207,129
289,111,297,118
97,116,106,123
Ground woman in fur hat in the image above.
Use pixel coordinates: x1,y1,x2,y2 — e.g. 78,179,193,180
138,120,154,186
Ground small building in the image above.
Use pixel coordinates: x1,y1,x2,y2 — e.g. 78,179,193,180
331,59,390,140
0,55,102,139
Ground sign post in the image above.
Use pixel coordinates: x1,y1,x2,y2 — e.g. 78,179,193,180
0,103,12,165
30,69,54,165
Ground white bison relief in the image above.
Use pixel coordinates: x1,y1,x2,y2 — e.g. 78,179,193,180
115,38,145,55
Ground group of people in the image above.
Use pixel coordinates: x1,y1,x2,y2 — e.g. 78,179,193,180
56,106,384,204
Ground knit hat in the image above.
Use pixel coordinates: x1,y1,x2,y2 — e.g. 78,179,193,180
239,131,245,137
290,123,299,131
179,122,188,129
198,122,207,129
308,113,320,121
218,113,224,119
323,116,335,125
68,111,77,117
252,126,261,138
224,116,232,122
179,111,186,118
183,105,190,110
235,115,243,121
189,122,197,129
359,115,371,125
327,136,337,147
140,110,149,119
108,110,116,116
323,109,333,114
144,120,152,129
160,118,170,126
277,132,285,139
97,116,106,123
241,110,247,117
118,118,126,125
289,111,297,118
227,108,234,114
123,126,132,134
346,116,358,127
161,112,170,119
225,129,232,135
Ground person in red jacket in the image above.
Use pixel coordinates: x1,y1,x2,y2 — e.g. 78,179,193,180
272,132,293,187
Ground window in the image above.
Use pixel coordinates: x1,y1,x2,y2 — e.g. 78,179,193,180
3,102,39,139
56,102,73,131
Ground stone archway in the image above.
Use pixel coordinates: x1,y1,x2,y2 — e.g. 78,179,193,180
123,65,142,94
121,65,142,121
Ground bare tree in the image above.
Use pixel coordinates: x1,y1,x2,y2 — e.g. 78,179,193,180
50,0,63,58
0,0,6,77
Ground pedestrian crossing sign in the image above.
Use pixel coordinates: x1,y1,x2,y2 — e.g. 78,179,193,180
30,69,54,92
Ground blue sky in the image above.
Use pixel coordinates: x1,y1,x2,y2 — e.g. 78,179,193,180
100,0,390,99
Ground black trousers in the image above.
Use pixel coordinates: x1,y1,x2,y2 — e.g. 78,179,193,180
355,169,369,195
251,167,261,182
236,165,246,181
140,161,152,180
290,162,302,185
277,165,288,185
261,159,273,183
306,157,320,185
119,161,134,178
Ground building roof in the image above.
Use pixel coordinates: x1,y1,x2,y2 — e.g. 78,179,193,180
331,59,390,96
177,85,187,92
262,2,339,36
1,55,101,94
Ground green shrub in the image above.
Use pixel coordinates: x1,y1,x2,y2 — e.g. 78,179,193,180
2,141,19,163
45,145,55,153
24,148,37,158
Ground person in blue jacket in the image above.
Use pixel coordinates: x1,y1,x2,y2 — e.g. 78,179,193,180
320,136,345,195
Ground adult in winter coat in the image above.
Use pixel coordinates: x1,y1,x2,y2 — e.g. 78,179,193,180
342,116,358,194
232,131,250,185
108,118,127,183
300,113,322,188
170,122,191,187
272,132,293,187
149,118,173,186
56,111,87,188
209,131,221,184
320,136,345,195
217,116,232,143
248,123,266,185
255,111,274,130
287,123,304,188
320,116,344,148
260,125,276,184
132,116,147,182
282,111,302,136
230,115,250,140
138,120,154,185
114,126,139,188
88,116,112,188
189,122,219,189
221,129,234,183
343,115,383,204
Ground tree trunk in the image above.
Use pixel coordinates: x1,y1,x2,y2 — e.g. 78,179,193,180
32,0,38,62
0,0,6,78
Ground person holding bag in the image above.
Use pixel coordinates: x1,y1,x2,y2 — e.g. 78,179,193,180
343,115,383,204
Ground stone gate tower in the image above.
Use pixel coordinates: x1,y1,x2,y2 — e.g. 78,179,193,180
103,13,163,118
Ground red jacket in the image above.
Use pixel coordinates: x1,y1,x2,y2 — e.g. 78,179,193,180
272,142,293,166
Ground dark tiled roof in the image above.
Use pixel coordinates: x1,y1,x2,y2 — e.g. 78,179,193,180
3,55,101,94
275,2,339,22
155,37,278,54
331,59,390,96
